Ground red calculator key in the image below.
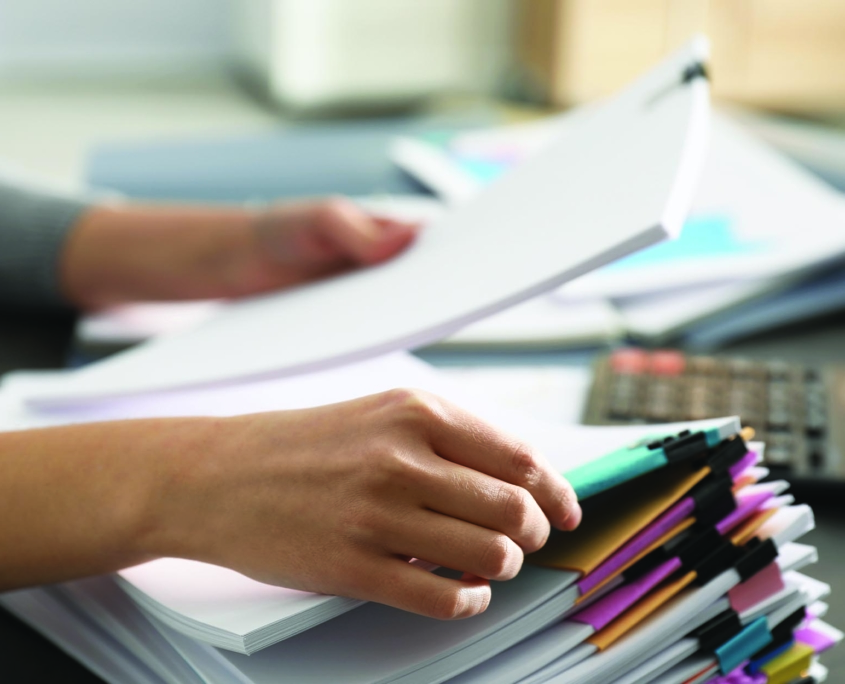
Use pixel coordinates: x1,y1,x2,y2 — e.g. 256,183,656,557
610,348,649,374
650,350,686,376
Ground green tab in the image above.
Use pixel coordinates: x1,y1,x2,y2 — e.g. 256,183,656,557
565,445,668,500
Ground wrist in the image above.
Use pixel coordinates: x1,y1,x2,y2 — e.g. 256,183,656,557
60,204,262,308
138,416,243,565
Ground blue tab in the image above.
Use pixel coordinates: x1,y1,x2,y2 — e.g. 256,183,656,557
716,617,773,674
747,638,795,674
704,427,724,447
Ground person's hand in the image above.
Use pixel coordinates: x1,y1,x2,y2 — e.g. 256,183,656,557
153,389,581,620
245,197,419,291
62,197,419,309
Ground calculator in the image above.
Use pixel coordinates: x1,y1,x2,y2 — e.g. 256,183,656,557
582,348,845,483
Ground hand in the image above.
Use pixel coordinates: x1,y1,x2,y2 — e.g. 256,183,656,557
62,197,418,309
154,389,581,620
245,197,419,291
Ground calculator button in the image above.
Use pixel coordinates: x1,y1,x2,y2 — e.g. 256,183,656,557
766,361,793,381
808,443,825,470
766,434,794,466
649,350,685,376
610,348,648,374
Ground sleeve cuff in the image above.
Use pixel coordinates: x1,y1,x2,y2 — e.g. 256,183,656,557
0,184,91,311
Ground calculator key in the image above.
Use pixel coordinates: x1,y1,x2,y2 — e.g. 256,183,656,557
809,445,825,470
688,356,720,376
766,434,794,466
610,348,649,374
649,350,685,376
766,361,793,381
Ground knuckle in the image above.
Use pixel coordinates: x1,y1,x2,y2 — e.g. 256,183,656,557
479,535,521,580
369,446,411,483
382,387,440,424
501,486,533,532
427,587,466,620
366,443,429,493
506,442,543,488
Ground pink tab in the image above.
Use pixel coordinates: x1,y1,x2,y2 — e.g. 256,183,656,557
728,562,785,614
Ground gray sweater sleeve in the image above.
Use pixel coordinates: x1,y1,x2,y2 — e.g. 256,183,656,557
0,180,91,310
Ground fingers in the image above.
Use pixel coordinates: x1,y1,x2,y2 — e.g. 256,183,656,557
382,509,525,581
415,459,550,552
316,198,418,265
386,389,581,532
360,557,492,620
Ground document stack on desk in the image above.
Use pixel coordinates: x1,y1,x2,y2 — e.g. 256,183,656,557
0,367,838,683
0,40,839,682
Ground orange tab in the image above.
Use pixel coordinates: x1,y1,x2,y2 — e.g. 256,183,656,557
587,571,696,650
730,508,778,547
732,473,758,493
530,464,709,574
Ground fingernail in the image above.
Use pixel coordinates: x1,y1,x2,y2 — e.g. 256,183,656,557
563,502,582,531
381,220,418,237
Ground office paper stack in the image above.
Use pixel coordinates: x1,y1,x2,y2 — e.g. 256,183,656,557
0,357,839,683
0,40,838,682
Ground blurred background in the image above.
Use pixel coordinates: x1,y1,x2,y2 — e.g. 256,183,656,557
2,0,844,187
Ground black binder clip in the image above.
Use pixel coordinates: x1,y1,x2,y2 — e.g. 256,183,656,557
736,538,778,582
695,609,742,652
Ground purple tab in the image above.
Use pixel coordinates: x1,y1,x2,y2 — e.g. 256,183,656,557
716,490,773,535
729,450,757,480
708,664,766,684
570,557,682,630
796,626,838,653
578,497,694,595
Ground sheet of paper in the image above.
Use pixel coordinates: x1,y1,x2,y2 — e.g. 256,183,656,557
0,589,162,684
203,567,580,684
431,297,624,351
396,109,845,302
21,39,710,406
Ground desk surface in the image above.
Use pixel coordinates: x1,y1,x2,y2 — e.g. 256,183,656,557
1,313,844,680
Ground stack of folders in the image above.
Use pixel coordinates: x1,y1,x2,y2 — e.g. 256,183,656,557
0,40,838,682
0,364,839,684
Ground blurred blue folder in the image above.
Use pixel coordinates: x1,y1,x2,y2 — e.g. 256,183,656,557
86,116,494,203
